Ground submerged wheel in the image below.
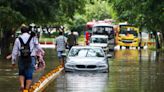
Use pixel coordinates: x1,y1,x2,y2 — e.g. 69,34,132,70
126,46,129,49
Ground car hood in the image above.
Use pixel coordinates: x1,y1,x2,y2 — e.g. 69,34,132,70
89,43,107,47
66,57,106,65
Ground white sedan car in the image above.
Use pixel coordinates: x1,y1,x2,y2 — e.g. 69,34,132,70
64,46,109,73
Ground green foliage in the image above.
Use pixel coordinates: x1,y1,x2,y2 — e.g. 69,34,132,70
0,0,86,26
85,0,117,21
0,0,87,56
0,6,25,30
49,0,87,25
67,14,87,34
110,0,164,32
42,32,59,38
67,0,117,35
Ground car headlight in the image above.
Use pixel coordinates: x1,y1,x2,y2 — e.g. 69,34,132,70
98,64,107,68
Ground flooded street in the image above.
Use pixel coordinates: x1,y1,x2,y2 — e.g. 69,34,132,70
0,60,19,91
0,0,163,91
0,49,58,92
45,49,164,92
0,49,164,92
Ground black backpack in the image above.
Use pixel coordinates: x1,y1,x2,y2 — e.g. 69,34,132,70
19,36,32,58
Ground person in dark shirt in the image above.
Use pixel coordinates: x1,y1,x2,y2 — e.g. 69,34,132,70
67,30,77,50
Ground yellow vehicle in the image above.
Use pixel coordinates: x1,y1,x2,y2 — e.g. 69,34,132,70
116,23,140,49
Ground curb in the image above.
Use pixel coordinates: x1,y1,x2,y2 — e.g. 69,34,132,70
29,65,64,92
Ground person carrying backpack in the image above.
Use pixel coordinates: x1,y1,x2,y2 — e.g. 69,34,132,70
11,25,43,92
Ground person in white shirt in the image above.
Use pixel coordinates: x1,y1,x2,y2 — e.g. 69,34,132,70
11,26,43,91
55,31,67,66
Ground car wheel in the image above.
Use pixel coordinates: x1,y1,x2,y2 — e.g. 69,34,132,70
103,69,109,73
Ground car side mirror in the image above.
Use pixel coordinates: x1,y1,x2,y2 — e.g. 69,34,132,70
62,53,67,57
107,54,112,58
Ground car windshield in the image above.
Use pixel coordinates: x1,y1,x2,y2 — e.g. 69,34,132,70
68,48,105,57
90,37,107,43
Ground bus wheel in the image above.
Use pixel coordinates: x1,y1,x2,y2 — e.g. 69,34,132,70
140,46,143,49
120,46,122,49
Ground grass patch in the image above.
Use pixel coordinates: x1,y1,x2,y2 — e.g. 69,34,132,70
39,34,85,44
39,37,54,42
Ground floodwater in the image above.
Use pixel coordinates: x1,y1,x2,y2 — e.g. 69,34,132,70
0,49,58,92
0,49,164,92
45,49,164,92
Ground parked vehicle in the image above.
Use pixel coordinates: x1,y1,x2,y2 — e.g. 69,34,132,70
115,23,140,49
64,46,109,73
85,21,96,45
89,35,110,52
85,20,115,46
92,23,115,50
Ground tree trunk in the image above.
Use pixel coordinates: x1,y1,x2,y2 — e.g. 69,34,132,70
0,30,2,55
1,30,13,58
0,39,1,55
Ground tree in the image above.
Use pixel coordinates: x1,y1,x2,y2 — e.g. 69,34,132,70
0,0,86,57
85,0,117,21
66,0,117,35
110,0,164,48
0,6,25,57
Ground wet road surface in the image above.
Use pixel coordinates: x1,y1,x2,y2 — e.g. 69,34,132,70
0,49,164,92
0,48,58,92
45,49,164,92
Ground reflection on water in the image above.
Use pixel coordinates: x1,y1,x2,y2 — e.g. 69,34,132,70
0,60,19,92
46,72,108,92
45,49,164,92
114,49,140,61
0,49,58,92
107,49,164,92
0,49,164,92
113,49,161,62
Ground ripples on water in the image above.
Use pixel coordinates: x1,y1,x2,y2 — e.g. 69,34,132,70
45,49,164,92
0,49,164,92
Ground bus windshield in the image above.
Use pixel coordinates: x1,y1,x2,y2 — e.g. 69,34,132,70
92,26,114,38
120,28,138,37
